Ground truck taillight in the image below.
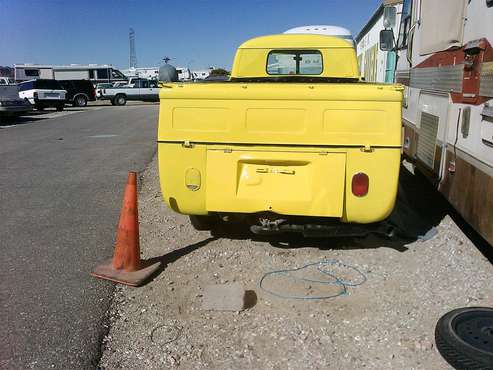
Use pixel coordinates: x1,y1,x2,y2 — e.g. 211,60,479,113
351,173,369,197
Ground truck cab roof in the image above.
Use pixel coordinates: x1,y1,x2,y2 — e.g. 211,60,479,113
237,34,354,49
231,34,359,80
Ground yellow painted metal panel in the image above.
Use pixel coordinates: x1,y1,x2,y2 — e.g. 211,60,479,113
158,144,208,215
172,107,230,132
343,148,401,223
158,84,403,147
231,48,359,79
322,103,399,143
205,150,346,217
158,144,401,223
237,34,354,49
245,108,306,133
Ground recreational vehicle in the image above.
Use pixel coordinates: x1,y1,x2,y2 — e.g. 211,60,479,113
14,64,127,84
381,0,493,245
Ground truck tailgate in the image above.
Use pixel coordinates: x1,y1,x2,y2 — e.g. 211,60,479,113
158,82,403,148
206,149,346,217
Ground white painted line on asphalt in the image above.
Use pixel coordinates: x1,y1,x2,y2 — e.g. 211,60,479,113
88,134,118,138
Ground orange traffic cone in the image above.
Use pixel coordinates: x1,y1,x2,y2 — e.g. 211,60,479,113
91,172,161,286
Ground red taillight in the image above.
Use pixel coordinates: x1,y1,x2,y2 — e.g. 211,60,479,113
351,173,369,197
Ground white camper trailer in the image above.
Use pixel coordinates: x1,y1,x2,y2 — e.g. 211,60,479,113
284,25,355,47
14,64,127,84
381,0,493,245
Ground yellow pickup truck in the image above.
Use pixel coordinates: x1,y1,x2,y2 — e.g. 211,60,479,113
158,34,403,236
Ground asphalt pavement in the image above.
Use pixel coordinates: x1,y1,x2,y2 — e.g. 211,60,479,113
0,104,158,369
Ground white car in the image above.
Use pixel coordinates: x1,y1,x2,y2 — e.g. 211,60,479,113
99,79,159,105
18,79,66,111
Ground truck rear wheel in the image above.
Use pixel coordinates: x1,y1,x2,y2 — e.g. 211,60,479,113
114,94,127,106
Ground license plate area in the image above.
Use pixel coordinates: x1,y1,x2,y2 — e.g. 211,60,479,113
206,149,346,217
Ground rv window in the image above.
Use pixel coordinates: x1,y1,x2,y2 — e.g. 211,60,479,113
25,69,40,77
97,69,109,79
397,0,412,49
89,70,95,79
267,50,323,75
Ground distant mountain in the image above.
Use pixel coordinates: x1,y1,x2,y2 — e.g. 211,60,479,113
0,66,14,77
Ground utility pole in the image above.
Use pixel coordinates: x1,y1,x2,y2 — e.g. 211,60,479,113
129,28,137,68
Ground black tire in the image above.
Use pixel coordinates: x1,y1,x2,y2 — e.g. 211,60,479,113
73,95,87,107
110,99,116,106
435,307,493,370
189,215,217,231
114,94,127,106
56,104,64,112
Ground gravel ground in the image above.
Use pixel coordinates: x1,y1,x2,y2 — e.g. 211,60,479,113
99,155,493,369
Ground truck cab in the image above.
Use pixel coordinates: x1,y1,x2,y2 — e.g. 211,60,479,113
158,34,403,235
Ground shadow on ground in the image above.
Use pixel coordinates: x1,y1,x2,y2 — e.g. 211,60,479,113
210,165,492,259
142,165,492,286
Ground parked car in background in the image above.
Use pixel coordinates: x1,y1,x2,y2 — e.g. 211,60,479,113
99,79,159,105
18,79,66,111
0,85,32,120
0,77,16,85
58,80,96,107
95,83,114,98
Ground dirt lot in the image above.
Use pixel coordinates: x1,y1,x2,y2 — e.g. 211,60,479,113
99,156,493,369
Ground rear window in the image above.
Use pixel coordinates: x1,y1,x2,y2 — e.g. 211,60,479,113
18,81,34,91
34,80,62,89
267,50,323,75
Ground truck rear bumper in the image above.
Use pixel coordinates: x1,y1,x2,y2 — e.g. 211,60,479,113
158,143,401,224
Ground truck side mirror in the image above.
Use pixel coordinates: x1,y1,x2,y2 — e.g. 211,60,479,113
379,29,395,51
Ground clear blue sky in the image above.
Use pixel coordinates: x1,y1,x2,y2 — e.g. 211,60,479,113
0,0,381,70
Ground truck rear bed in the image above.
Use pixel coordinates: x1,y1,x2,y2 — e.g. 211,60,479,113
158,82,403,223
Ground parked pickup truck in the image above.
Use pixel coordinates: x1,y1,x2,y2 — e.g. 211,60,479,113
158,34,403,236
99,79,159,105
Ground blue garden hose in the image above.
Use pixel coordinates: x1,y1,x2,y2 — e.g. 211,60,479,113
259,259,367,300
